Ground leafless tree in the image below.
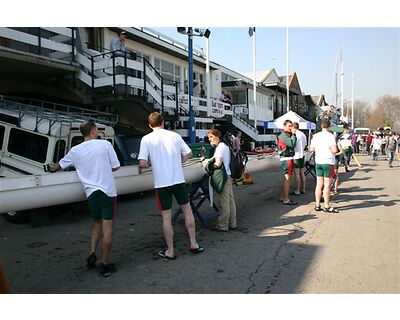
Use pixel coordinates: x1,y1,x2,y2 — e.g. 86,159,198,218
367,95,400,130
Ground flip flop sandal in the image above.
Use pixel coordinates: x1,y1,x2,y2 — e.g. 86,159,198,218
314,205,322,211
189,245,204,253
158,250,176,260
333,190,338,195
282,200,297,205
323,206,339,213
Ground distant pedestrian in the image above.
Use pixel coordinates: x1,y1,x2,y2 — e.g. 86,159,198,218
333,136,344,195
138,112,203,260
371,135,382,161
234,131,242,151
278,120,297,205
50,121,120,277
387,133,397,167
292,122,307,195
309,119,339,213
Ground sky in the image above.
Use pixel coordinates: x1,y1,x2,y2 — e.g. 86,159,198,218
153,27,399,107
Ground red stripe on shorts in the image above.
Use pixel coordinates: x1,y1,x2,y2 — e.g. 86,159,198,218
329,165,335,179
155,190,162,210
113,197,117,220
288,159,293,175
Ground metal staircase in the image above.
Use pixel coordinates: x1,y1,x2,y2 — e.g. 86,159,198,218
232,113,274,142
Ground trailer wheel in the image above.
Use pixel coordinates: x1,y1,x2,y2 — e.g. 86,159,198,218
2,211,31,224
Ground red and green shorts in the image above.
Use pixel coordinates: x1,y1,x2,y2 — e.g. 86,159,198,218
315,163,335,178
295,157,305,169
87,190,117,221
281,159,295,175
155,183,189,211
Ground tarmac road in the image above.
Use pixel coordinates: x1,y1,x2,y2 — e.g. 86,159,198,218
0,154,399,294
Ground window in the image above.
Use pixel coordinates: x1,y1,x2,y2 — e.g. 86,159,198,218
71,136,84,147
154,58,181,86
53,140,66,163
8,128,49,163
184,69,205,96
0,125,4,150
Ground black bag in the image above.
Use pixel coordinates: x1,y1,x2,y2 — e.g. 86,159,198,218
222,138,248,181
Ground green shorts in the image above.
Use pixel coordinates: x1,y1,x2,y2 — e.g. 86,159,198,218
155,183,189,211
343,148,351,158
315,163,335,178
295,157,305,169
87,190,117,221
281,159,295,175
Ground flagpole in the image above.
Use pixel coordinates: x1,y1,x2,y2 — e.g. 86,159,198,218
253,28,257,130
286,27,289,112
351,72,354,129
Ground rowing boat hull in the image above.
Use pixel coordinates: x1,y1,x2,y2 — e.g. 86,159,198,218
0,154,280,214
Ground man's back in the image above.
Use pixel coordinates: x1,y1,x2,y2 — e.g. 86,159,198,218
138,129,191,188
311,131,336,165
59,139,119,197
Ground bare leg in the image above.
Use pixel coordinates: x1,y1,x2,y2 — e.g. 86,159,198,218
282,174,292,202
323,177,331,208
161,209,174,257
91,220,102,254
299,167,306,193
315,177,324,207
334,171,339,193
181,202,198,249
101,219,113,264
294,168,301,194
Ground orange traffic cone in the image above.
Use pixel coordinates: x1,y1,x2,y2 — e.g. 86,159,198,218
242,169,253,184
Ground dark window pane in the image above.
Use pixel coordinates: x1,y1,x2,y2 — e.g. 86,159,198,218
8,128,49,163
53,140,66,163
0,125,4,150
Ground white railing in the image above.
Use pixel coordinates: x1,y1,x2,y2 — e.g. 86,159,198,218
0,27,76,62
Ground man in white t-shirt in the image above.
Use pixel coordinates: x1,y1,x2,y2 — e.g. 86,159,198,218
51,121,120,277
138,112,203,260
309,119,339,213
292,122,307,195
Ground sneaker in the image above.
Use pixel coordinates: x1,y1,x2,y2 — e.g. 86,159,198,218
99,263,116,277
86,252,97,269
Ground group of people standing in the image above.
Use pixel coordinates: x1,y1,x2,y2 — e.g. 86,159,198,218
370,133,399,167
277,118,363,214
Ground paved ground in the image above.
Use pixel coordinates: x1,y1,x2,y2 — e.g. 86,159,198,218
0,154,399,293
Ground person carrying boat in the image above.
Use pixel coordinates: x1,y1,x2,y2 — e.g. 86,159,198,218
49,121,120,277
138,112,203,260
277,120,297,205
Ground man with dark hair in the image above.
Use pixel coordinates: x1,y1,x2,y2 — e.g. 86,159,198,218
138,112,203,260
50,121,120,277
278,119,297,205
309,119,339,213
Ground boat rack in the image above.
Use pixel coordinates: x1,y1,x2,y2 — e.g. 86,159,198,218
0,95,118,135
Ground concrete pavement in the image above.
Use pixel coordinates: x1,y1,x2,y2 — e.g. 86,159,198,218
0,154,399,293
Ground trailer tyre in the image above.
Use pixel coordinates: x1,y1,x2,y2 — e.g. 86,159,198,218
2,211,31,224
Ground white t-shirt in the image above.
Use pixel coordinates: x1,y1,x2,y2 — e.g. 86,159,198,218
372,137,382,150
59,139,120,198
294,130,307,159
138,129,192,188
214,142,231,176
310,130,336,165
